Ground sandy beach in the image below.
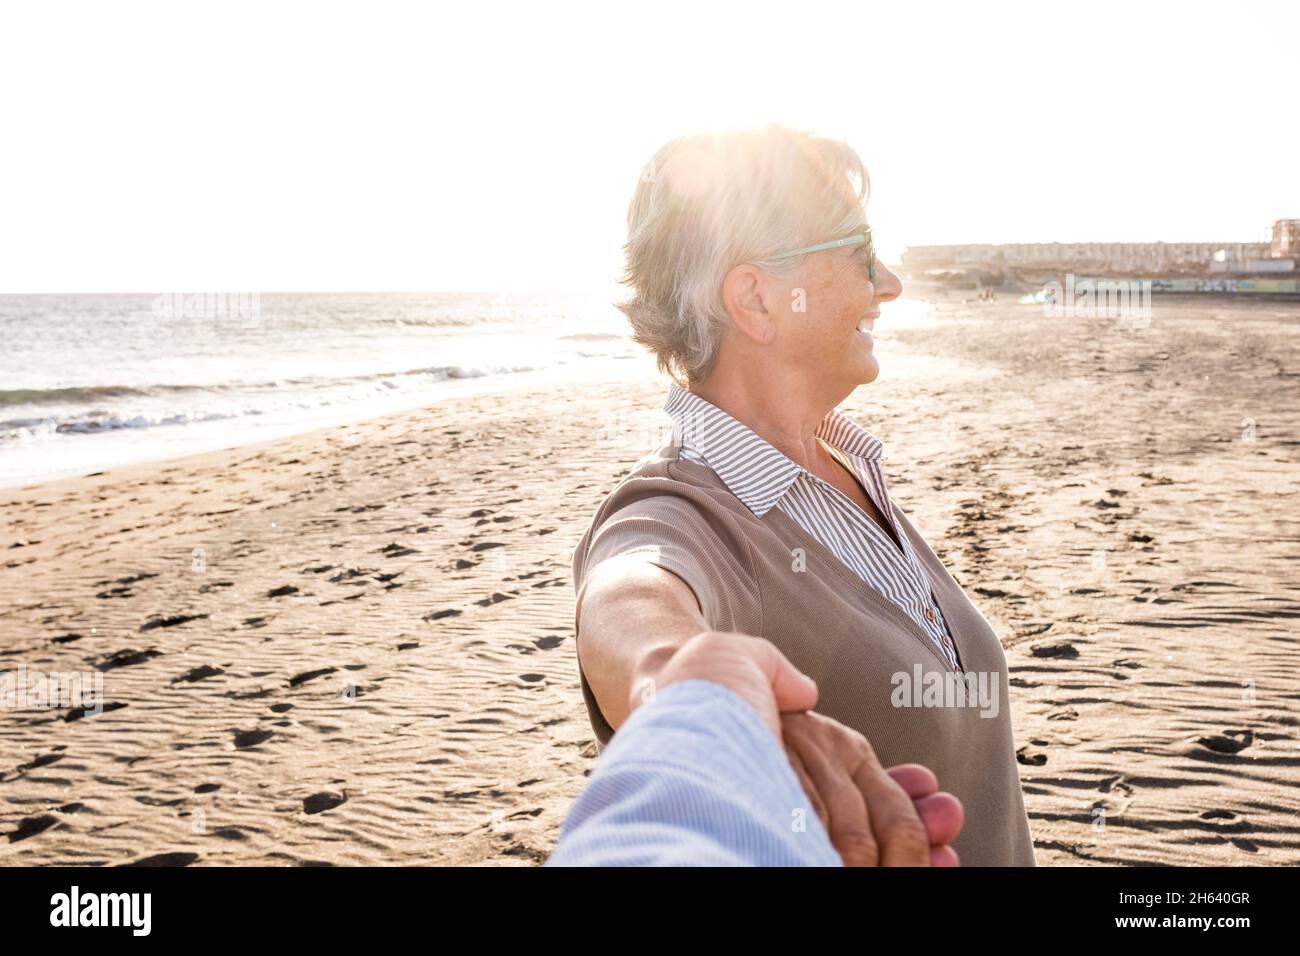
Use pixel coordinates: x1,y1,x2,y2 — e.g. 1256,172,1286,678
3,290,1298,866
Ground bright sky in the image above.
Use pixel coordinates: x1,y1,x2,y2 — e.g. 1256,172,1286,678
1,0,1296,293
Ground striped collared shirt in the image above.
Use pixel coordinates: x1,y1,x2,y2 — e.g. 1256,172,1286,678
663,383,960,669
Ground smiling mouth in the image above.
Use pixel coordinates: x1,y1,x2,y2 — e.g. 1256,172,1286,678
857,312,880,332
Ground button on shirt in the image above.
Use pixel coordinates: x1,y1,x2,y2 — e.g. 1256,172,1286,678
664,383,961,670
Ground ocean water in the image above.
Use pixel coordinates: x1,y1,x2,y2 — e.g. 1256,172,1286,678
0,291,640,488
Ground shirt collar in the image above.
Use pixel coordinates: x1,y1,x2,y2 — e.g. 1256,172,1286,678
663,382,885,517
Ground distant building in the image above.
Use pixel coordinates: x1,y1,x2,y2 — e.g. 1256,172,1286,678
1272,219,1300,258
902,220,1298,276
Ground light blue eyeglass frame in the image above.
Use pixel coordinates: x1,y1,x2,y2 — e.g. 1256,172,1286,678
770,227,876,282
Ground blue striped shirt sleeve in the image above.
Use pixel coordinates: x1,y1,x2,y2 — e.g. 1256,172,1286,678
545,679,842,867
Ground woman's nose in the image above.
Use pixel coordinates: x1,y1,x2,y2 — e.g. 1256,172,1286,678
873,260,903,302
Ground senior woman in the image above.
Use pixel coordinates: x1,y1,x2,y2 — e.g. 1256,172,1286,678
571,125,1035,866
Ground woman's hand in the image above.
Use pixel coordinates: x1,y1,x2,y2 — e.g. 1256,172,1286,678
644,629,818,735
782,710,964,866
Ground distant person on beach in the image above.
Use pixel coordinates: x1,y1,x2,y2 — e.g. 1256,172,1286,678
570,124,1035,866
546,630,963,866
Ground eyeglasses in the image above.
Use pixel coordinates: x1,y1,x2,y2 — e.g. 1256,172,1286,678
770,226,876,283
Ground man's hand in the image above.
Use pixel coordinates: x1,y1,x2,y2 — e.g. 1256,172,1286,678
782,710,963,866
645,630,963,866
645,630,818,735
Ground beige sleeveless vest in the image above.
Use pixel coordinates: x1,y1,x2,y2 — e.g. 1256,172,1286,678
571,435,1037,866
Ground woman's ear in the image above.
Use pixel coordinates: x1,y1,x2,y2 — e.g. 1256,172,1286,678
721,262,778,346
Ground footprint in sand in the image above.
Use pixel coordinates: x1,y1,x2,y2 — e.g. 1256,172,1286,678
1098,775,1134,797
14,752,64,775
303,791,347,815
65,701,127,721
474,592,516,607
1197,729,1253,755
94,571,160,600
288,667,337,688
120,852,199,867
1016,745,1047,766
96,648,162,671
1199,808,1247,831
174,665,224,683
328,568,374,583
7,814,59,843
1030,640,1079,659
140,613,209,631
232,729,273,749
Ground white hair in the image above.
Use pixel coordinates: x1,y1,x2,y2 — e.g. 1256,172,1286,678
617,124,870,386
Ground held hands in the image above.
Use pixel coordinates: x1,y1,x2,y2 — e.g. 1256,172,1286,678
781,710,962,866
640,630,963,867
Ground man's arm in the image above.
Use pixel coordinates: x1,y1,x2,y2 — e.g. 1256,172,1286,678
545,677,842,866
574,553,709,732
547,631,964,867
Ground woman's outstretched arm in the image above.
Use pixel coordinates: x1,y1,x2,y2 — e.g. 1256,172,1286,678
574,553,709,732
